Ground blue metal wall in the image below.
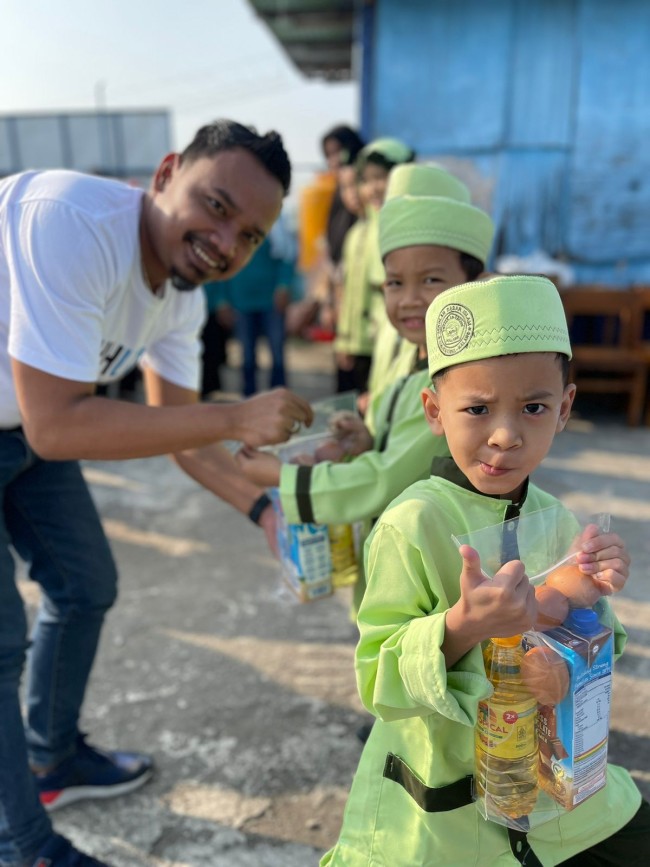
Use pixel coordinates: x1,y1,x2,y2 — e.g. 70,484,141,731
366,0,650,285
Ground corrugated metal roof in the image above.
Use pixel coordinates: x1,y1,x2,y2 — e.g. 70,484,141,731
247,0,355,80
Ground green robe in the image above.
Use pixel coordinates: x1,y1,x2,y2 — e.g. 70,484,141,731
364,316,418,436
334,219,375,357
322,470,641,866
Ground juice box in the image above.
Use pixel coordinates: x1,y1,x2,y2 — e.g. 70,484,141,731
270,488,332,602
523,608,613,810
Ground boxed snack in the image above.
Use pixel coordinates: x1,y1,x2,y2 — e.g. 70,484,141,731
266,392,363,601
523,608,613,811
270,487,332,602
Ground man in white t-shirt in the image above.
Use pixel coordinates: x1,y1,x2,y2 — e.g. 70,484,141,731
0,119,312,867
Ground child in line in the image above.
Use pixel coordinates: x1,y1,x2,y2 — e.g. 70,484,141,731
334,137,414,395
321,275,648,866
237,164,494,615
357,161,474,433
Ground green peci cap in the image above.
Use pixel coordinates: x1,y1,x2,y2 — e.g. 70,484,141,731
356,137,414,172
379,194,494,263
385,162,471,203
426,274,572,379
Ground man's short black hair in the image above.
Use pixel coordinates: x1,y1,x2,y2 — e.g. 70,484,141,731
180,119,291,195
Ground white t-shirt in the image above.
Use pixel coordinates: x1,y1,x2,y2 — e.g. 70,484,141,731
0,170,206,427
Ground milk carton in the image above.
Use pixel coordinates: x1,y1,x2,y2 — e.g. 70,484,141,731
524,608,613,810
270,488,332,602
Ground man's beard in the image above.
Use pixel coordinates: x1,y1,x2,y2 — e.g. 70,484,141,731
170,270,200,292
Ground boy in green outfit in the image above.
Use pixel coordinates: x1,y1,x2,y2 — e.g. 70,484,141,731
322,275,648,866
361,160,475,433
334,137,414,395
237,164,494,613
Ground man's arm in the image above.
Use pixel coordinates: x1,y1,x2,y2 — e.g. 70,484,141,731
11,360,312,461
144,369,279,553
143,369,268,508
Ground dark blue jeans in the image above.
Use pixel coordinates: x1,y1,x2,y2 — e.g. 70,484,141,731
0,429,117,866
235,309,286,397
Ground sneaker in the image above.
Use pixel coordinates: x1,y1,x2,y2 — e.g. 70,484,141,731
34,734,153,812
31,832,112,866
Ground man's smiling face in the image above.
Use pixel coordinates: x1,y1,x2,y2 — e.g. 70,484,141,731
146,147,284,290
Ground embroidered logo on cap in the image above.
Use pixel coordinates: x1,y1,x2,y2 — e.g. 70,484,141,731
436,303,474,356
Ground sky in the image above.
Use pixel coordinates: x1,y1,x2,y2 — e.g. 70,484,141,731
0,0,359,193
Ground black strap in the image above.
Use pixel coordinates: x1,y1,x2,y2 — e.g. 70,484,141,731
501,501,522,564
383,753,474,813
383,753,542,865
247,493,271,525
377,376,408,453
295,465,315,524
508,827,543,866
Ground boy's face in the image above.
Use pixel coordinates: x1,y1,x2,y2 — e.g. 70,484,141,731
422,353,575,503
383,245,469,348
358,162,390,211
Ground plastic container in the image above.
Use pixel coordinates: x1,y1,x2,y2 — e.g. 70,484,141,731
475,635,539,824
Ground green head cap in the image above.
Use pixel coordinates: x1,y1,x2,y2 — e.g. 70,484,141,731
385,162,471,203
426,274,572,379
356,137,414,173
379,194,494,263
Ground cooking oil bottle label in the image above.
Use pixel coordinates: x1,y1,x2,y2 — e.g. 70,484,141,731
477,698,537,759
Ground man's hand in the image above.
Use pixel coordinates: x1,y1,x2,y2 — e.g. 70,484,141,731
236,447,283,488
216,305,236,330
274,286,291,313
574,523,630,596
229,388,313,448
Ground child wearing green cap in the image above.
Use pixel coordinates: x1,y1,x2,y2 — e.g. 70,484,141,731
362,161,474,432
321,275,647,866
333,137,415,395
237,165,494,616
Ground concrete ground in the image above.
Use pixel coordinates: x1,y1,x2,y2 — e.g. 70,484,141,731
17,339,650,866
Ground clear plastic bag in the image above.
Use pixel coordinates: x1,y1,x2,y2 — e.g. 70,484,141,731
269,392,362,601
452,504,609,585
452,505,613,831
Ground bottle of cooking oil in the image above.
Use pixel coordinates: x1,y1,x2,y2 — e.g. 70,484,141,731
328,523,358,588
474,635,539,824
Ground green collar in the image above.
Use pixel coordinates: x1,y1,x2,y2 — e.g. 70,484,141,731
413,354,429,372
430,455,529,508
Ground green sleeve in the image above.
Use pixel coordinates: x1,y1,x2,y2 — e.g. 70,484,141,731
357,521,492,725
278,373,449,525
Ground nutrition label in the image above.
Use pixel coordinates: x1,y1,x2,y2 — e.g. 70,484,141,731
574,673,612,757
